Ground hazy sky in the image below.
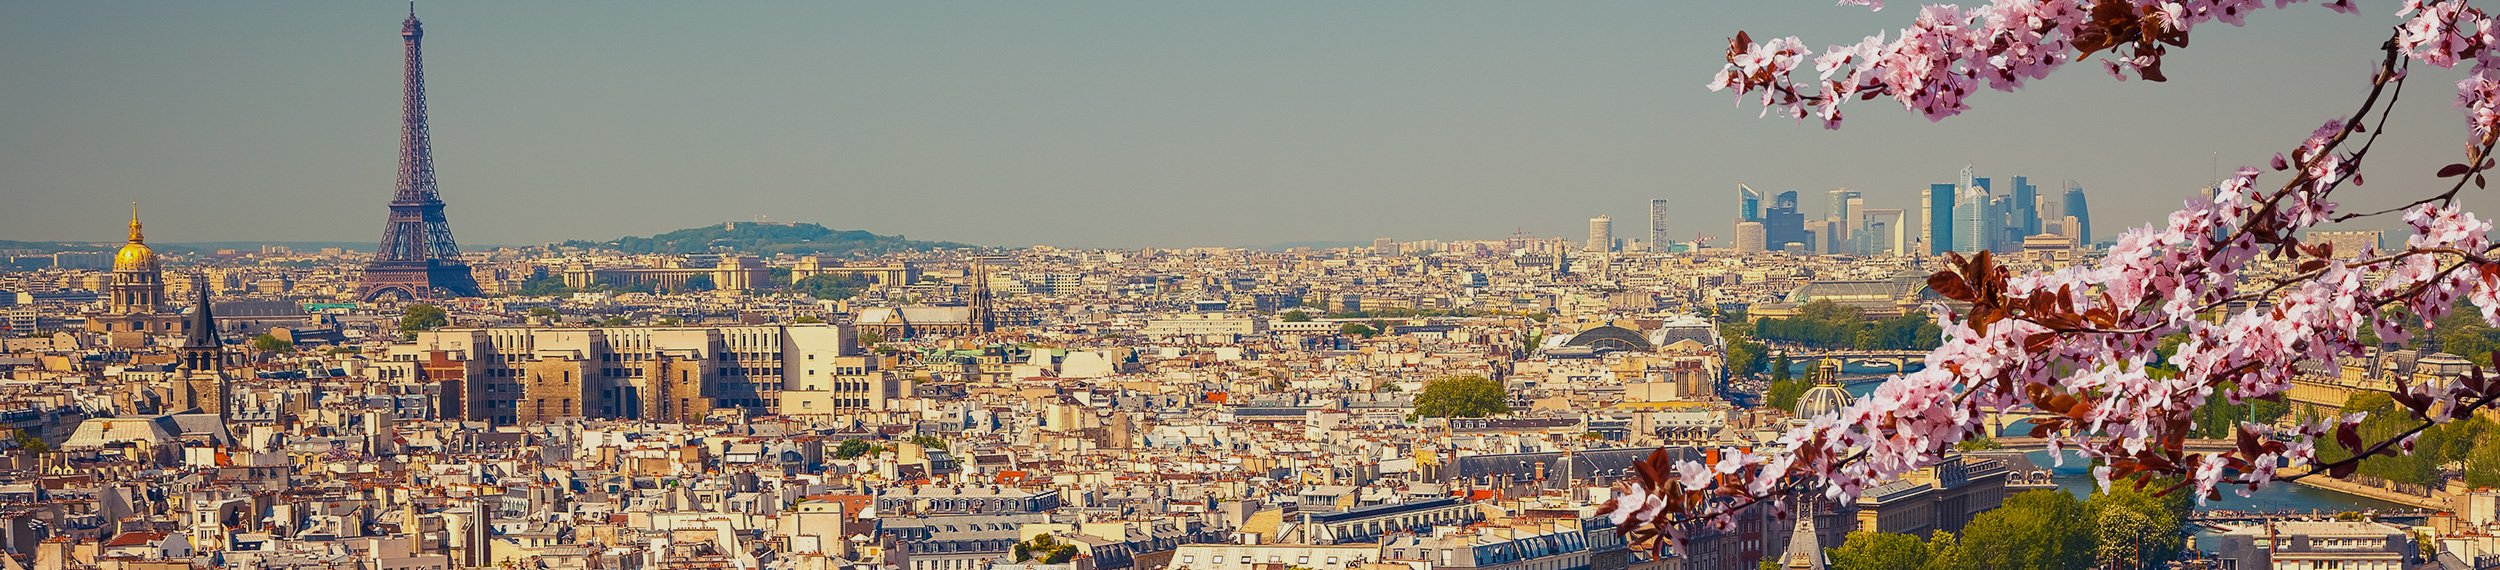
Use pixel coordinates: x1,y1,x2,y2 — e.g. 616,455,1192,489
0,2,2474,249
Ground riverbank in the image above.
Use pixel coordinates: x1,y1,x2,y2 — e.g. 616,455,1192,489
2286,476,2451,511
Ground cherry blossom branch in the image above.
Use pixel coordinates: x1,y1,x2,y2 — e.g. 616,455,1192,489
1610,0,2500,554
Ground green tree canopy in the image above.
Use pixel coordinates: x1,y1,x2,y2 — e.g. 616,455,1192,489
789,274,872,301
1413,375,1511,419
834,439,880,459
1281,310,1312,322
1829,531,1929,570
400,304,449,334
251,334,294,353
1013,535,1077,564
1340,323,1378,337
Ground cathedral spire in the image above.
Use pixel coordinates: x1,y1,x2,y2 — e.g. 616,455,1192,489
128,202,143,244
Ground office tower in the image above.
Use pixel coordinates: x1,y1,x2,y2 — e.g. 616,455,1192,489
1373,238,1395,256
1954,166,1989,254
1859,208,1906,255
2062,181,2092,246
1587,216,1613,252
2012,176,2040,237
1763,191,1811,252
1924,184,1954,255
358,9,482,301
1825,189,1862,252
1650,199,1673,251
1739,184,1762,222
1735,221,1767,253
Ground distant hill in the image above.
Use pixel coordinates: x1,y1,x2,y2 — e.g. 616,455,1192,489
1259,240,1372,251
563,222,974,256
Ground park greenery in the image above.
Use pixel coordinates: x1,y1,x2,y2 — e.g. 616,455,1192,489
833,439,888,460
1824,485,2191,570
788,274,873,301
1751,300,1944,351
1011,535,1078,564
1280,310,1312,322
1411,375,1511,419
2316,392,2500,488
250,334,294,353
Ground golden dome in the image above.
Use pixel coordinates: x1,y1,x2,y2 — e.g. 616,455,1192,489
113,204,158,272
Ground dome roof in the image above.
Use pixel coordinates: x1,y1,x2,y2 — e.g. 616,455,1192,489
1795,359,1855,419
1795,383,1855,419
114,209,158,272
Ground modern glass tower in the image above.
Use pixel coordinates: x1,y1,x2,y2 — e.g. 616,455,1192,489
2063,181,2092,246
1738,184,1762,222
1926,183,1955,255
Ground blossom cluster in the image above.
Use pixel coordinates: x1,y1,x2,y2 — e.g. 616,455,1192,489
1618,0,2500,555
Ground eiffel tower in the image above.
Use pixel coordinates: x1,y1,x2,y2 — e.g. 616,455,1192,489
357,6,480,301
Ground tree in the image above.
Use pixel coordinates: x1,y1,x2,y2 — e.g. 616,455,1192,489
594,316,632,327
1606,0,2500,547
399,304,448,335
909,434,947,450
834,439,878,459
2085,475,2194,569
793,315,825,324
857,330,885,347
1281,310,1312,322
1828,531,1928,570
1956,490,2092,570
9,428,48,453
656,317,683,326
1765,379,1806,413
1013,535,1077,564
529,307,560,318
1412,375,1510,419
251,334,294,353
789,274,871,301
679,274,715,292
1340,323,1377,337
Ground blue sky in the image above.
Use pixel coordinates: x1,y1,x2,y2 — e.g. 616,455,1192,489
0,1,2463,248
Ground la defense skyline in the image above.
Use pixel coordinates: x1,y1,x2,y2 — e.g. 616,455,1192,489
1711,167,2097,257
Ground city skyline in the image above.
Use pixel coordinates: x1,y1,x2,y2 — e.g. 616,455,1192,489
0,2,2451,249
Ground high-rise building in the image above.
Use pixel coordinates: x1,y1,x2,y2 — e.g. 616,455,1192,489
1925,184,1954,255
2062,181,2092,246
1587,216,1613,252
2012,176,2040,238
1739,184,1762,222
1825,189,1862,253
1955,166,1990,254
1763,191,1811,253
1735,221,1768,254
1374,237,1396,256
1650,199,1673,251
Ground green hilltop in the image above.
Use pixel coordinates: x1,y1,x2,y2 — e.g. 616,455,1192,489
562,222,974,256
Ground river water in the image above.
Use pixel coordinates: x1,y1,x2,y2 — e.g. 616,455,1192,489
1832,383,2413,551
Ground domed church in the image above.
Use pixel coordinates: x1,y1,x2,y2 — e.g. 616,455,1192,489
86,205,197,348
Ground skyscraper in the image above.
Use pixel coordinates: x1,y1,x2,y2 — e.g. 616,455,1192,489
1925,183,1954,255
1738,184,1762,222
1763,191,1811,253
1587,216,1613,252
1735,221,1767,254
2012,176,2040,237
2062,181,2092,246
1950,166,1990,252
1650,199,1673,252
1826,189,1862,253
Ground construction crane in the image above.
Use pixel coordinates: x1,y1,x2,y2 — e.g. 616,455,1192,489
1693,232,1718,249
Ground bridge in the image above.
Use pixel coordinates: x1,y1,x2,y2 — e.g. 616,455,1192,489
1777,350,1928,378
1990,436,2237,453
2188,509,2445,524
